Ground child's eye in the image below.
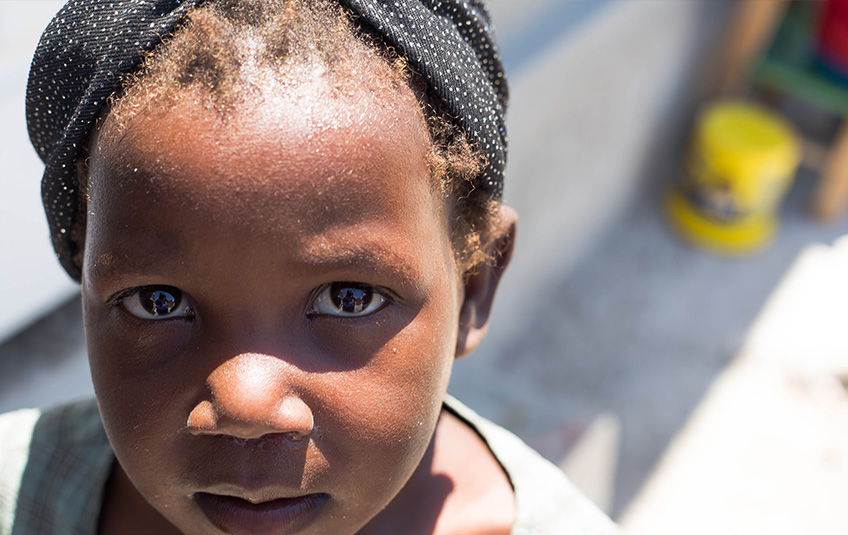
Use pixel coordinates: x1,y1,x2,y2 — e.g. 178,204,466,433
120,286,193,320
309,282,387,318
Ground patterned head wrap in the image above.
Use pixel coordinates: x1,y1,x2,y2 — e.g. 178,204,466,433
27,0,508,281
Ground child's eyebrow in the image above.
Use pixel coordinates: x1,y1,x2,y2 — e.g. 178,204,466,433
297,243,430,284
87,251,167,286
88,240,432,289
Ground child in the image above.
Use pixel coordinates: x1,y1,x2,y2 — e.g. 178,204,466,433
2,1,619,533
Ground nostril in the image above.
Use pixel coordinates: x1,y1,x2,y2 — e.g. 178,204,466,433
187,393,314,440
187,400,219,434
274,396,315,438
286,430,307,442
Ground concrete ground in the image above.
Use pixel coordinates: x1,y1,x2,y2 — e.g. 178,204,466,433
621,232,848,534
4,0,846,530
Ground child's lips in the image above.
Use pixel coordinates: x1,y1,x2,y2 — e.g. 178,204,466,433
194,491,329,535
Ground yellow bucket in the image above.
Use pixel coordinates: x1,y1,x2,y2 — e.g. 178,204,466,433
666,100,800,255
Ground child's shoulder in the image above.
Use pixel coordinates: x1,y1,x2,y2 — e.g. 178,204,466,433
0,399,113,535
444,395,620,535
0,406,42,534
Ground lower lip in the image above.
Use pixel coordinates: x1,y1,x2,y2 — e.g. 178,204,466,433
194,492,329,535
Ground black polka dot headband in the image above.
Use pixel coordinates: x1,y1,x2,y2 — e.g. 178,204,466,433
26,0,509,281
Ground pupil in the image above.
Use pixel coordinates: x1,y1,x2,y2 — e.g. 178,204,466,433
332,284,372,314
140,288,180,316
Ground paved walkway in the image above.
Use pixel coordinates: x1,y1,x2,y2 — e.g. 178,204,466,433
621,235,848,534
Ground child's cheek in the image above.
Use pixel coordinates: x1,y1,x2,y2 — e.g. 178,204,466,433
313,303,455,473
83,293,200,432
91,316,195,372
307,306,416,363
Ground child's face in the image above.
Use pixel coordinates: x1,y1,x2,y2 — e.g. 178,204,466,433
81,81,467,534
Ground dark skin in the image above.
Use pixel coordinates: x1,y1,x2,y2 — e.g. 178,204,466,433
83,74,517,535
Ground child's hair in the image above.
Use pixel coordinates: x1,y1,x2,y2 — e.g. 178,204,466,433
71,0,500,272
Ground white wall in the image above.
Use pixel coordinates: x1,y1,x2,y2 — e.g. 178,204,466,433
0,1,77,343
452,0,737,421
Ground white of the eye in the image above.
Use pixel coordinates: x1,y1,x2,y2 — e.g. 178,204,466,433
122,290,192,320
312,285,386,317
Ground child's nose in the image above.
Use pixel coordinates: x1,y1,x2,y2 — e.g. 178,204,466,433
186,353,314,441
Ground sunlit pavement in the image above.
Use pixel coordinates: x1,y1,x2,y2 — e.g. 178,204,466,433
621,232,848,534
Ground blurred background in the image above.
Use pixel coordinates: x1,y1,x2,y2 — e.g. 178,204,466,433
3,1,848,533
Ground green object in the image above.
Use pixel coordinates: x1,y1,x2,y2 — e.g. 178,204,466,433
750,1,848,115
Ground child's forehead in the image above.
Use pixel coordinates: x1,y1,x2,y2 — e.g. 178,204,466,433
96,77,428,187
87,79,443,248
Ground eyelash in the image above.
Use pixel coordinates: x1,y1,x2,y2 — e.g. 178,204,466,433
307,282,391,319
112,282,392,321
114,285,194,321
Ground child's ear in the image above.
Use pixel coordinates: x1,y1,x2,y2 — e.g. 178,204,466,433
455,205,517,358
